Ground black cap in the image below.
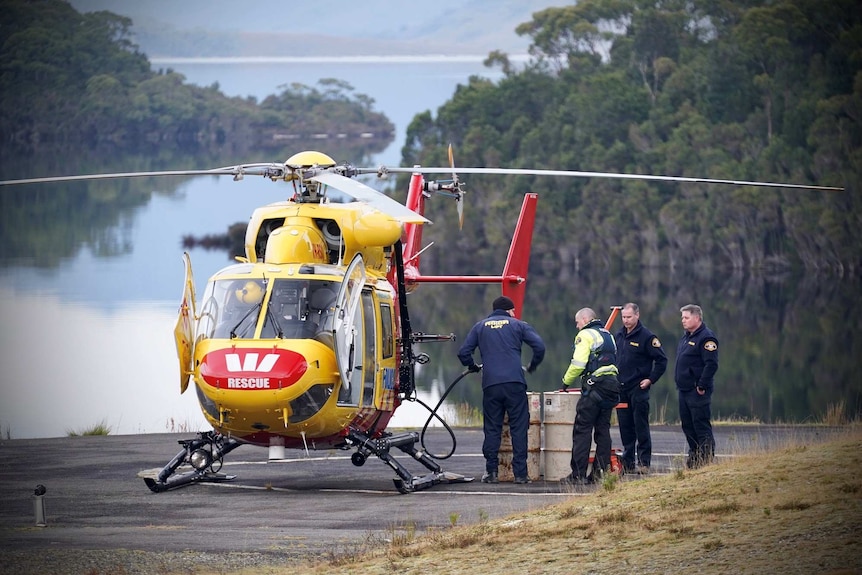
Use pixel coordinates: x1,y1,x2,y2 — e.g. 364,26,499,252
492,296,515,311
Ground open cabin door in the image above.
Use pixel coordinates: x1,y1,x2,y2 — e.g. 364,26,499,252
332,254,367,405
173,252,197,394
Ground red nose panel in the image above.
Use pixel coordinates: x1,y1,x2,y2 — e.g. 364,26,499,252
200,348,308,390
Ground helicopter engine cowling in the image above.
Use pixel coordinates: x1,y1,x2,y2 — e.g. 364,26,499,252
264,218,328,264
351,211,403,248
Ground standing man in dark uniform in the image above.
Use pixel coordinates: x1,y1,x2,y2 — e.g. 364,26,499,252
615,302,667,475
675,304,719,469
458,295,545,484
560,308,620,485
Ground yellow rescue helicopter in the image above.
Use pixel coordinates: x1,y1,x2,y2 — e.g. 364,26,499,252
0,149,842,493
163,148,515,494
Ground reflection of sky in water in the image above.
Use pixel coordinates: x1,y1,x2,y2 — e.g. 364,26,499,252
0,289,207,438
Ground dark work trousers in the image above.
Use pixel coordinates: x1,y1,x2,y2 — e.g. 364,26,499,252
678,388,715,466
482,381,529,477
618,385,652,470
570,389,618,480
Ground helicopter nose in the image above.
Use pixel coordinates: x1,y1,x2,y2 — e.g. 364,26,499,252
200,347,308,390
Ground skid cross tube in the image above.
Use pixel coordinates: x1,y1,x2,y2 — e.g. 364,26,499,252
345,428,470,494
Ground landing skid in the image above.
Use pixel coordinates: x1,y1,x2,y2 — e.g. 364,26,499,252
144,431,242,493
345,428,473,494
144,471,237,493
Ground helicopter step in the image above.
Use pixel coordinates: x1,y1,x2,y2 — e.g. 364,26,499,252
345,428,473,494
144,431,242,493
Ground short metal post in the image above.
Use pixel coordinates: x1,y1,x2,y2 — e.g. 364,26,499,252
34,485,46,527
268,436,285,460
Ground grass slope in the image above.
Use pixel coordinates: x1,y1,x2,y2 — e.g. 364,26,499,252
290,429,862,575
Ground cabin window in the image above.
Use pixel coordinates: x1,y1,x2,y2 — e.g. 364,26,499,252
380,303,393,359
361,292,377,407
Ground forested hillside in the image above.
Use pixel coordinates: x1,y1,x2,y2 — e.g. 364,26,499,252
404,0,861,274
0,0,393,154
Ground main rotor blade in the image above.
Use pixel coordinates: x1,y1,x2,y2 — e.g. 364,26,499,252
0,162,297,187
310,172,429,224
368,166,844,192
4,163,843,193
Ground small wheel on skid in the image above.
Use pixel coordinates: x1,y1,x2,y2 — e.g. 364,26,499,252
351,452,367,467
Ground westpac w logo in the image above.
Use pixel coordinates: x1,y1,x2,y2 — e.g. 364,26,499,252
225,352,279,373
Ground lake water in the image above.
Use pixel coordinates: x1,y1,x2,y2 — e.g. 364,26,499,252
1,57,859,439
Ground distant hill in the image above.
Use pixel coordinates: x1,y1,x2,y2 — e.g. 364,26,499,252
67,0,559,57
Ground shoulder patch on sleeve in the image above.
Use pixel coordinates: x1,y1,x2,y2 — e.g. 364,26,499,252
704,340,717,352
651,337,661,347
575,336,583,345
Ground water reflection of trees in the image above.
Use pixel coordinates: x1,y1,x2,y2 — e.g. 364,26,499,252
410,268,861,424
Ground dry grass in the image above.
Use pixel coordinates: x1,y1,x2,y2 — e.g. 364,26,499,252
275,427,862,575
67,420,112,436
450,401,484,427
651,401,858,427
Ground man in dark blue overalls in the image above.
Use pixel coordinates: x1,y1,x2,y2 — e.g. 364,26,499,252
458,296,545,484
675,304,719,468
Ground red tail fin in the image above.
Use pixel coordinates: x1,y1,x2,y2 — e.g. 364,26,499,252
407,193,538,319
501,193,537,319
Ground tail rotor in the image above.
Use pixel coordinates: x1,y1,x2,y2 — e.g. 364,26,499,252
421,143,466,229
448,144,465,230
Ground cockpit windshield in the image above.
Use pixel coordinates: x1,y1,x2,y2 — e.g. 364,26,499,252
197,277,338,342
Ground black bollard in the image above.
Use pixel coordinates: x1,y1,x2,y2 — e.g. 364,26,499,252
34,484,46,527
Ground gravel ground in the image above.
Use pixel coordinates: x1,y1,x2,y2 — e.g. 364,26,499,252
2,549,303,575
